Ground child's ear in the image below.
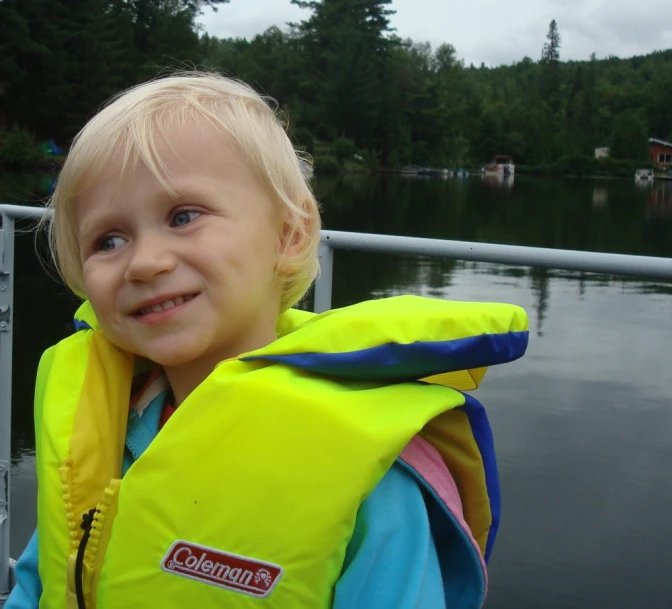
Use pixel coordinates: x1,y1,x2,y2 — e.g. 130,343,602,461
276,216,309,275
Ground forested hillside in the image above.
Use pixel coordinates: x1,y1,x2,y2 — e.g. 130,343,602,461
1,0,670,169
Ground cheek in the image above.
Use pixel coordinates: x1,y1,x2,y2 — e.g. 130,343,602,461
247,242,280,280
82,271,102,300
251,224,283,266
82,270,115,315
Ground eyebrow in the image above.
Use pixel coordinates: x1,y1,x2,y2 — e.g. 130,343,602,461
78,211,121,242
167,182,217,202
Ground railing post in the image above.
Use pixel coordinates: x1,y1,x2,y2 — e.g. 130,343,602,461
0,211,14,605
314,240,333,313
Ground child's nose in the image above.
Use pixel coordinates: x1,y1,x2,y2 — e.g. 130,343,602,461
124,234,177,282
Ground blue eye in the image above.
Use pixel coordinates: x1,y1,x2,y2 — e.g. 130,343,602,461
98,236,126,251
172,210,200,227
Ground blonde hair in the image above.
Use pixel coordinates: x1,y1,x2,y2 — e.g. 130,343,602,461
46,72,321,311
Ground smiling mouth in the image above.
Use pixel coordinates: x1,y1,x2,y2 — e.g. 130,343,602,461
133,293,198,317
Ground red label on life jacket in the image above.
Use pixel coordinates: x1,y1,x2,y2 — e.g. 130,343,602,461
161,540,283,598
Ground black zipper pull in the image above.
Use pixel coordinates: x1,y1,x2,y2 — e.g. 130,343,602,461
75,508,97,609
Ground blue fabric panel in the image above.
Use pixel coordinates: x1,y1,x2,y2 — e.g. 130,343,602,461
243,331,528,381
395,458,485,608
73,319,92,332
458,394,500,562
124,393,167,468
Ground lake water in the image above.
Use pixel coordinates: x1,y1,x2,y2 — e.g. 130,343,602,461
3,172,672,608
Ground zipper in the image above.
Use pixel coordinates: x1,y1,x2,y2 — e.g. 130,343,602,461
75,508,97,609
88,482,121,606
60,460,121,609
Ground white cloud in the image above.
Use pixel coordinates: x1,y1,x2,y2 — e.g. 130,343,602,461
199,0,306,40
561,0,672,58
197,0,672,66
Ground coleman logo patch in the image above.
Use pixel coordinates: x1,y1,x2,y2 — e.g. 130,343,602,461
161,540,283,598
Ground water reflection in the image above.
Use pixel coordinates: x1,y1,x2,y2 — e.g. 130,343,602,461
592,185,608,209
647,181,672,219
318,175,672,258
483,173,515,190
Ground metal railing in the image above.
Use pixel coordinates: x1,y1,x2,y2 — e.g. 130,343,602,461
313,230,672,312
0,205,50,606
2,202,672,603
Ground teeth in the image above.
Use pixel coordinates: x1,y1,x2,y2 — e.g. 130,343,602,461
136,294,196,316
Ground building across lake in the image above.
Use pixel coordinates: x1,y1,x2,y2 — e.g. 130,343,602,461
649,138,672,168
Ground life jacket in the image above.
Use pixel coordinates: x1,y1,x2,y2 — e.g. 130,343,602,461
34,295,528,609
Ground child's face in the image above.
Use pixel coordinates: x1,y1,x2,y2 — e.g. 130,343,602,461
76,120,285,370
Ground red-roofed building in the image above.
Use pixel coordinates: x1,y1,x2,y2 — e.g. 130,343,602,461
650,138,672,167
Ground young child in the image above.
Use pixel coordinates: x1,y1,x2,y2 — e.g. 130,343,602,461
7,73,528,609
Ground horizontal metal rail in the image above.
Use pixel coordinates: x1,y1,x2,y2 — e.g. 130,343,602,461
0,205,50,220
313,230,672,311
1,203,672,604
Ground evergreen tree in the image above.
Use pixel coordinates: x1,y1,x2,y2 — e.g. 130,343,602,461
577,53,598,153
539,19,562,112
0,0,229,143
130,0,229,58
290,0,396,152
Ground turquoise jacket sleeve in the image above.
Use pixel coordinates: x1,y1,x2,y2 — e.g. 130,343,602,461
4,530,41,609
334,463,446,609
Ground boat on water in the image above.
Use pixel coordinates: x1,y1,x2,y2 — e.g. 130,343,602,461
416,167,443,177
397,166,470,178
405,167,466,178
639,169,672,182
484,155,515,177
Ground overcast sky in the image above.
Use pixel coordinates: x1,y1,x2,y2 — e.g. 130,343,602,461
198,0,672,66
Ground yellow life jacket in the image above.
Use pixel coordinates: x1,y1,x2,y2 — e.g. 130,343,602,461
34,295,528,609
